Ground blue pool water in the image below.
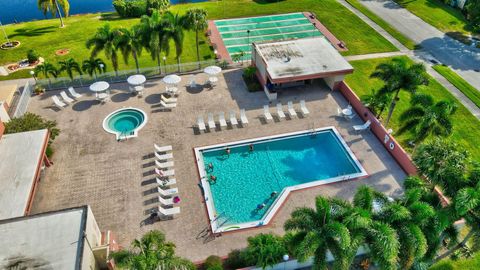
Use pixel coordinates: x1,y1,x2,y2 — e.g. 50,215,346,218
201,129,362,225
1,0,208,24
106,108,145,134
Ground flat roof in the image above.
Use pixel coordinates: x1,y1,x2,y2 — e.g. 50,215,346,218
254,37,353,82
0,206,86,269
0,83,17,106
0,129,48,219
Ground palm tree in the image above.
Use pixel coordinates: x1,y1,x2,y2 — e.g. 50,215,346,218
360,89,391,118
37,0,69,27
245,233,286,269
185,8,208,65
58,58,82,81
116,26,144,74
86,24,122,77
82,58,106,80
110,230,195,270
139,10,170,73
34,62,58,88
370,58,429,127
398,93,457,143
163,12,187,72
284,196,352,270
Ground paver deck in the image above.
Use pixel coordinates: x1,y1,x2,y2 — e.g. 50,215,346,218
29,69,405,261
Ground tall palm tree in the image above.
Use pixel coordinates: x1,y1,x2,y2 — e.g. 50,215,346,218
37,0,69,27
245,233,286,269
86,24,122,77
284,196,352,270
82,58,106,80
116,26,144,74
34,62,58,88
185,8,208,64
58,58,82,81
361,89,391,118
110,230,195,270
163,12,187,72
398,93,457,143
370,58,429,127
139,10,170,73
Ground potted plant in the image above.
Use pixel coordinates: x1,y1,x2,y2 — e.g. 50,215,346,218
27,49,40,65
34,85,45,95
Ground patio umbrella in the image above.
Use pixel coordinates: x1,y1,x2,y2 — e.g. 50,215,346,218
162,74,181,85
204,66,222,76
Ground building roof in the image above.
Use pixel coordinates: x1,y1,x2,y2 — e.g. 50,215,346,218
0,206,87,269
253,37,353,82
0,129,48,219
0,83,17,106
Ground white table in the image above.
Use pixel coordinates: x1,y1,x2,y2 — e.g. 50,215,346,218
127,74,146,86
208,76,218,85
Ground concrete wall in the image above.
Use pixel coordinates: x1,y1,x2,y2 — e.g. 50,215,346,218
0,102,10,123
81,206,103,270
338,81,417,175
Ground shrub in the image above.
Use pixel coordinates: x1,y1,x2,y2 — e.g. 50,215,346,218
204,255,223,270
224,249,251,270
113,0,147,18
147,0,169,15
242,67,261,92
46,145,54,158
27,49,39,64
4,112,60,143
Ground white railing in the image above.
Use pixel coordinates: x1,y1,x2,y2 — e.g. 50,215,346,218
13,81,33,118
38,59,229,90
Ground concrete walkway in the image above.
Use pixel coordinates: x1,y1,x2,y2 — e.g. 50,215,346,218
356,0,480,90
345,51,406,61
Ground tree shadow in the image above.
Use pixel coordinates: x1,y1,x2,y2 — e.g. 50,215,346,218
99,12,124,22
252,0,286,4
9,26,56,38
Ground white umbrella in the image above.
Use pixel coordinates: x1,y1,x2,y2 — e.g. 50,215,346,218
127,74,146,86
89,81,110,92
162,74,181,85
204,66,222,75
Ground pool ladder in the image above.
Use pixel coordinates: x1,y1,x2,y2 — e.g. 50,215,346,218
118,129,129,142
309,122,317,138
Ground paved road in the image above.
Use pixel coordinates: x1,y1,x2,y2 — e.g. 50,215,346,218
358,0,480,90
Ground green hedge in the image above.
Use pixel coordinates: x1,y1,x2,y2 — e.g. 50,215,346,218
113,0,148,18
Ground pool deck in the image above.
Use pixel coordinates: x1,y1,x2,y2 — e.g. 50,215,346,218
28,69,405,262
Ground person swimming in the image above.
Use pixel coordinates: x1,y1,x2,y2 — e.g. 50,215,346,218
210,175,217,183
249,144,254,152
270,191,278,198
225,147,231,155
257,203,266,210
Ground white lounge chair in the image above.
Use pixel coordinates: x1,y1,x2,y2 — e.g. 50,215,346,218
157,205,180,216
197,116,206,132
155,152,173,160
229,111,238,127
155,160,174,169
353,120,371,132
156,177,177,187
52,95,67,109
240,109,249,126
337,107,344,117
276,103,286,119
263,105,273,122
300,100,309,116
60,91,74,104
68,87,82,99
161,95,177,104
287,101,297,118
158,196,174,206
155,169,175,177
219,112,227,128
160,100,176,109
154,144,172,153
207,113,216,130
157,186,178,197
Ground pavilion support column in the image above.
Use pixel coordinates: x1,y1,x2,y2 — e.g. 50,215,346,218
324,75,345,90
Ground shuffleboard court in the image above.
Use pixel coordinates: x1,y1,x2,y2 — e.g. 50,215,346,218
213,13,324,60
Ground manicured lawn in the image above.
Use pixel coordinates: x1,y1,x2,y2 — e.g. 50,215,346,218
433,64,480,109
395,0,473,35
345,0,417,50
345,56,480,160
429,252,480,270
0,0,397,80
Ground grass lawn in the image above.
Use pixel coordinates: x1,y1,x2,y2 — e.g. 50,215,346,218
345,0,417,50
429,252,480,270
433,65,480,109
345,56,480,160
0,0,397,81
395,0,473,36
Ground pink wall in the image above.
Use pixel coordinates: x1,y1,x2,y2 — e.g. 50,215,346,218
338,81,417,175
0,118,4,140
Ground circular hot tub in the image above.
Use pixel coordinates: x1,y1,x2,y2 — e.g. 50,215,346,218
103,107,147,140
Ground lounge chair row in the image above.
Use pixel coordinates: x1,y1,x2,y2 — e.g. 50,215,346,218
196,109,249,132
153,144,180,217
51,87,83,109
160,94,177,109
263,100,309,122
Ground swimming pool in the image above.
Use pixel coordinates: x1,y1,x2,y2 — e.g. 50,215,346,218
214,13,323,61
103,107,147,140
195,127,367,232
